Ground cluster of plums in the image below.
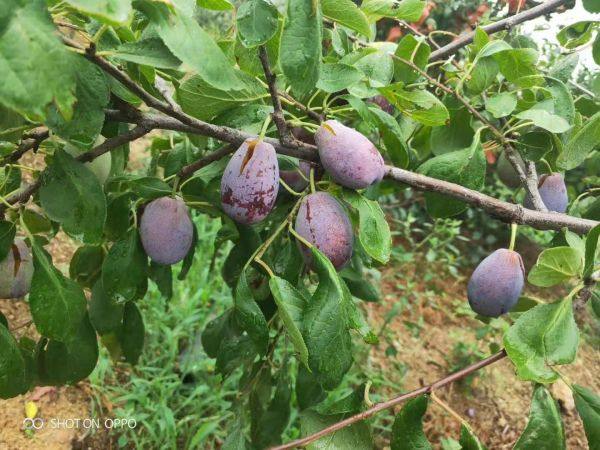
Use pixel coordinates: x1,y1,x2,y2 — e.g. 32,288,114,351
0,120,569,323
219,120,385,270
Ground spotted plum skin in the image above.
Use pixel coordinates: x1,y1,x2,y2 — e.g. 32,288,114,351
221,139,279,225
295,192,353,270
524,173,568,213
467,249,524,317
140,196,194,265
315,120,385,190
0,239,34,299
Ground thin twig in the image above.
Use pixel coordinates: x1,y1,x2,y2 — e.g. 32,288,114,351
0,128,50,166
154,75,182,113
429,0,570,61
389,53,547,212
258,46,293,144
279,91,324,123
269,350,507,450
177,144,236,180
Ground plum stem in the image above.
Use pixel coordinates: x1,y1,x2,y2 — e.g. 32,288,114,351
255,257,275,278
288,223,313,249
309,168,316,194
430,390,472,430
258,115,272,141
509,223,518,251
279,178,303,197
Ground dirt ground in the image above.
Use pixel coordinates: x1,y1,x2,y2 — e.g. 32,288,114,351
364,261,598,449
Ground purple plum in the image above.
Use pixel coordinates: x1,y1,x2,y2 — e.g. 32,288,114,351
0,239,34,299
221,138,279,225
140,196,193,265
294,192,353,270
315,120,385,189
467,249,525,317
524,173,568,213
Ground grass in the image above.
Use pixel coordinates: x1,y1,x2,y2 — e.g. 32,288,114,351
88,215,239,449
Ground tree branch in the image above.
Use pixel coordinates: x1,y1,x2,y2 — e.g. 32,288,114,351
390,53,547,212
177,144,236,180
0,124,153,214
1,127,49,166
429,0,570,61
269,350,507,450
258,46,293,144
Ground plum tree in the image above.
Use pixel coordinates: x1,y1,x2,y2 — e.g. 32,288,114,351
467,249,525,317
315,120,385,189
496,152,525,188
221,139,279,224
294,192,353,270
524,173,568,213
0,239,34,299
139,196,193,265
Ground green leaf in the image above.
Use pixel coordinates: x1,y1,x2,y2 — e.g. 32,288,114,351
393,35,431,84
515,109,571,134
198,0,234,10
301,410,373,449
39,149,106,244
114,37,182,69
546,77,575,125
38,314,99,385
29,242,87,342
0,220,16,260
69,245,104,288
493,48,538,83
149,261,173,299
251,370,292,448
430,99,474,155
129,176,172,199
64,0,131,25
485,92,517,118
89,280,124,335
235,271,269,355
584,0,600,13
156,8,242,90
584,224,600,279
572,384,600,450
321,0,371,38
0,0,77,120
178,71,266,120
504,298,578,383
303,247,353,390
557,21,597,49
317,63,363,93
269,276,309,368
237,0,279,48
513,385,566,450
0,323,29,399
418,130,486,217
466,58,499,94
379,83,449,126
280,0,322,97
343,190,391,264
459,425,487,450
527,246,582,287
102,229,148,303
390,395,432,450
361,0,425,22
116,302,145,364
557,112,600,170
47,59,109,149
516,131,553,161
369,107,410,168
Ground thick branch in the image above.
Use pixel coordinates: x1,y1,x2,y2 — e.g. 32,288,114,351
258,46,293,144
391,54,547,211
0,124,153,214
177,144,236,180
269,350,507,450
429,0,570,61
1,128,49,166
385,166,596,234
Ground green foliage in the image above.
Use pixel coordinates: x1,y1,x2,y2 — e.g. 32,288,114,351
0,0,597,447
